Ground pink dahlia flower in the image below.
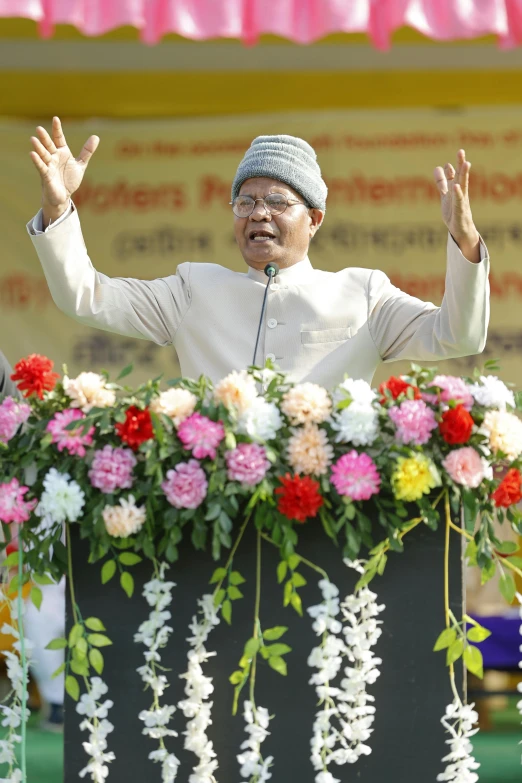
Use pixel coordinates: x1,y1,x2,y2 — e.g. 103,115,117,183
46,408,95,457
442,447,487,489
177,412,225,460
330,451,381,501
88,445,137,494
388,399,438,446
425,375,474,410
162,459,208,509
0,478,37,524
0,396,31,444
225,443,270,486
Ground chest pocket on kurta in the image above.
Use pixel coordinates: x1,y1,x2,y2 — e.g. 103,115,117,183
300,326,352,345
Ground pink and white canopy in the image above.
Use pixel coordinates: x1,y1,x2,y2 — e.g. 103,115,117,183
1,0,522,48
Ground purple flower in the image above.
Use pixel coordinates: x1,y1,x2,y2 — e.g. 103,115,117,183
177,412,225,460
0,396,31,444
225,443,270,486
88,445,137,494
388,399,438,446
330,451,381,501
162,459,208,509
46,408,95,457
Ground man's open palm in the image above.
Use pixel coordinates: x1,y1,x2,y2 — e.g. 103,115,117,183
30,116,99,208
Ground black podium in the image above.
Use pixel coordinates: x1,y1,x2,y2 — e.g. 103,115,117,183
65,514,464,782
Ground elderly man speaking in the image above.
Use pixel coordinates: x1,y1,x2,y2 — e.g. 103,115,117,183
27,118,489,389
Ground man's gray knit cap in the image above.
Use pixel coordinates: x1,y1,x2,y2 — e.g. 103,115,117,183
231,135,327,211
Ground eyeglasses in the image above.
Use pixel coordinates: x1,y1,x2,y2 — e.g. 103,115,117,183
230,193,309,218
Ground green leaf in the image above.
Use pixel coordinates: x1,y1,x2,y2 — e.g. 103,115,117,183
268,656,287,676
229,670,243,685
244,638,261,659
495,541,519,555
74,637,88,660
45,637,67,651
376,554,387,576
116,363,133,380
499,572,516,604
33,573,55,586
467,626,492,643
30,586,43,611
118,552,143,566
263,626,288,641
51,662,66,680
283,580,293,607
446,639,464,666
71,659,89,677
290,592,303,616
291,572,307,588
228,586,243,601
288,554,300,571
65,675,80,701
3,552,19,569
463,645,484,678
89,649,104,675
101,560,117,584
209,567,227,585
265,643,292,657
229,571,246,586
225,432,237,450
277,561,287,584
222,599,232,625
85,617,106,633
433,627,457,652
465,539,478,566
506,556,522,570
68,623,84,648
120,571,134,598
214,588,226,608
87,634,113,648
480,559,496,585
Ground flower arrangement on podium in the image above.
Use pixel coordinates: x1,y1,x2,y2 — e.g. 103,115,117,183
1,353,522,783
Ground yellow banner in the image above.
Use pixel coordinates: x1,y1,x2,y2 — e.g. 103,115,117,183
1,108,521,389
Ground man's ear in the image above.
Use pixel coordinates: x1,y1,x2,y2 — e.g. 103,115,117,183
309,208,324,239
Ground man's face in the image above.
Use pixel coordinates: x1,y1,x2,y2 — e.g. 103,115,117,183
233,177,323,271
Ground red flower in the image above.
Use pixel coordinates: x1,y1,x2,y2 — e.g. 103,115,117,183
275,473,323,523
379,376,421,403
10,354,59,399
439,405,474,445
115,405,154,450
491,468,522,508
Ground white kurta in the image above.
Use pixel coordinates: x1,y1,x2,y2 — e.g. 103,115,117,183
27,206,490,389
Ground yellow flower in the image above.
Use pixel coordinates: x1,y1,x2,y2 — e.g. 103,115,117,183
214,370,258,416
391,454,441,502
287,423,333,476
282,383,332,425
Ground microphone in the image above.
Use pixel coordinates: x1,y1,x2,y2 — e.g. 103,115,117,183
252,263,280,366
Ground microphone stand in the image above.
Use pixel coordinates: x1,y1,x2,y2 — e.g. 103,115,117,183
252,263,279,366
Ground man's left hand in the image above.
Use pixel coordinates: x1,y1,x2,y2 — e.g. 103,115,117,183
434,149,481,263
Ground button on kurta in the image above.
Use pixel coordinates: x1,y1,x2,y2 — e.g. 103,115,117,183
267,318,277,329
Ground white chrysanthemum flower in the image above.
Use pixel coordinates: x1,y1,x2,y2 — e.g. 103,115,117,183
36,468,85,524
237,397,283,441
333,378,376,407
481,410,522,461
331,402,379,446
468,375,515,410
214,370,258,416
150,388,197,427
64,371,116,413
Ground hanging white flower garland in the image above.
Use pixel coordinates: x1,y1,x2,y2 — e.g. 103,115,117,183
307,562,385,782
177,593,220,783
76,677,115,783
135,562,180,782
237,700,274,783
436,701,480,783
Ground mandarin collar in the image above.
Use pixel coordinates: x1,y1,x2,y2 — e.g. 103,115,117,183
246,257,314,284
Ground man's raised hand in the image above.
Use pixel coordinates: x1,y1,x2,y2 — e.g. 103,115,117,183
30,116,99,225
434,149,481,263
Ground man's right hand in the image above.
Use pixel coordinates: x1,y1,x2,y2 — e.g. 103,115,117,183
29,116,100,226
